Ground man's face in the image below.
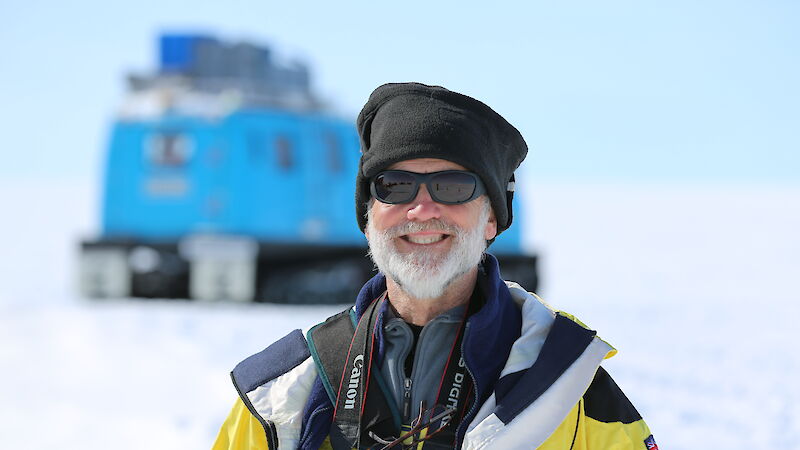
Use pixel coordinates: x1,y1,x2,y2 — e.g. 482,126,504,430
365,158,497,299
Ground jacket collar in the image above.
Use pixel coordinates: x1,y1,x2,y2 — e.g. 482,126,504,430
354,271,387,318
458,254,523,438
353,254,523,429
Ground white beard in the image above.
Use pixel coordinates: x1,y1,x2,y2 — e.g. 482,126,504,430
366,202,490,300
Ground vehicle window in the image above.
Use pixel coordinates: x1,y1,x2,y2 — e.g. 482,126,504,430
146,132,193,167
275,135,294,170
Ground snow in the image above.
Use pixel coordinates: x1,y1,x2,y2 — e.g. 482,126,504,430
1,179,798,449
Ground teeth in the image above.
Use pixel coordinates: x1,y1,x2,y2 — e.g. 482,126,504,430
406,234,445,244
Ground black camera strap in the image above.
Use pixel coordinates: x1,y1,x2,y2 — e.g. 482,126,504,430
329,294,397,447
309,293,474,449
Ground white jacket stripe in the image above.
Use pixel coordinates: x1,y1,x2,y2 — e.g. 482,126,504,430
246,357,318,449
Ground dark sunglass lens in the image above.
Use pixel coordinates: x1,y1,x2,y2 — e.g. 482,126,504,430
430,172,476,203
374,172,417,203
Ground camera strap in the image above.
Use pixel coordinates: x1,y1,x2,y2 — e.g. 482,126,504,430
308,293,474,449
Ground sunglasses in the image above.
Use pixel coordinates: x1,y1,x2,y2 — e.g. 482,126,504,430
370,170,486,205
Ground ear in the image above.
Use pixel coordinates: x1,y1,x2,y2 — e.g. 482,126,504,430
484,208,498,241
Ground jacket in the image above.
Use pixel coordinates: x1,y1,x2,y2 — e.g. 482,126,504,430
213,255,655,449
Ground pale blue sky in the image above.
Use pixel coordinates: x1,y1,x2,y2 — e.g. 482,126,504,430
1,0,798,183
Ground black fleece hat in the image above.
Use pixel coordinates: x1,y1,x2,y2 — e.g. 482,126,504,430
355,82,528,235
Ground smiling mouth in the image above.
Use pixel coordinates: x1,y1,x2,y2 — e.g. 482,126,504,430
401,234,449,245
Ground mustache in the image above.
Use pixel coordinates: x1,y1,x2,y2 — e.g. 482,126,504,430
386,219,460,238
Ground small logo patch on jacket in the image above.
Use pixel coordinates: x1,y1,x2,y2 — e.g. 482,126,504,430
644,435,658,449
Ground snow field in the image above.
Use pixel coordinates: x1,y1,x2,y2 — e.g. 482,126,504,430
1,180,798,449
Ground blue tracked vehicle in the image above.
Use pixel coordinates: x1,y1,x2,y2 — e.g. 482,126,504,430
79,34,538,303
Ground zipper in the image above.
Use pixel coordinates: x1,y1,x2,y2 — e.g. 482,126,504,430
403,377,413,420
387,318,415,423
406,314,444,423
394,312,461,423
403,316,443,424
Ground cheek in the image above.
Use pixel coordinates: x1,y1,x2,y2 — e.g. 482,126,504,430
371,204,404,231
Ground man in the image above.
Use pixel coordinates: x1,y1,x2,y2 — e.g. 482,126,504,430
213,83,656,449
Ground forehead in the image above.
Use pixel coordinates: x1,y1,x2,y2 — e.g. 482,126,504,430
387,158,467,173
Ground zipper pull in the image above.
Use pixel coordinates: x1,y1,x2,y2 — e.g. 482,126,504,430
403,377,412,420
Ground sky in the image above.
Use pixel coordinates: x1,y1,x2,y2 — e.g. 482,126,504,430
1,0,798,184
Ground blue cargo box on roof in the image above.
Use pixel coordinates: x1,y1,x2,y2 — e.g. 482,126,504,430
159,34,216,73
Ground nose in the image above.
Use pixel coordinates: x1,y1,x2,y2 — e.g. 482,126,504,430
406,184,442,222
